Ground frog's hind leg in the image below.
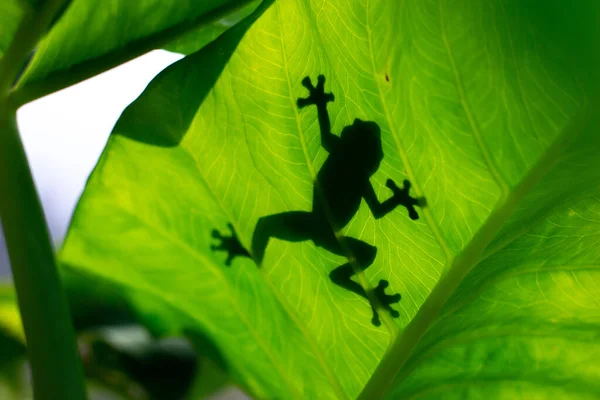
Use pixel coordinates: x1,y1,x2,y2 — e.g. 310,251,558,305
327,237,400,326
327,238,376,299
326,238,383,325
252,211,317,266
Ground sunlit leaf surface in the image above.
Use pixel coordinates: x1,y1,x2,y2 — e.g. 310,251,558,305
60,0,598,398
387,171,600,399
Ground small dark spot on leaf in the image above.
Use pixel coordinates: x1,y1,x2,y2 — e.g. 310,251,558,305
385,73,389,82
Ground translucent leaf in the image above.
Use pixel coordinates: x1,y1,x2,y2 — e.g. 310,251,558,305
60,0,599,398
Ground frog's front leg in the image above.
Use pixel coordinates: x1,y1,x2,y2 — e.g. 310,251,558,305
297,75,339,152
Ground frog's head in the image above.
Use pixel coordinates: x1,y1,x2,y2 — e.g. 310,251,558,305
341,118,384,175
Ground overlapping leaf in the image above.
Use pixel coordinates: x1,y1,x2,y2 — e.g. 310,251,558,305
60,0,597,398
387,132,600,398
11,0,258,105
394,233,600,399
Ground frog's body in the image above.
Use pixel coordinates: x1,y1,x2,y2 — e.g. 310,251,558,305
212,75,424,326
312,119,383,227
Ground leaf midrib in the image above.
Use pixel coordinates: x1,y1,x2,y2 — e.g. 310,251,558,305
439,0,510,196
365,0,454,266
270,4,372,397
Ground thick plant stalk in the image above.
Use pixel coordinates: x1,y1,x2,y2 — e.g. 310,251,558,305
0,112,87,400
0,1,87,399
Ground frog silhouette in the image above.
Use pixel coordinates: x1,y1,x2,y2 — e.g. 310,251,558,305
212,75,426,326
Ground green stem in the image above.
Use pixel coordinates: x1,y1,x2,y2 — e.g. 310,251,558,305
0,1,87,400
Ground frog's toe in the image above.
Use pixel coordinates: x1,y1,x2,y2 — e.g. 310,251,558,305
301,76,314,90
408,207,419,220
389,293,401,303
371,313,381,327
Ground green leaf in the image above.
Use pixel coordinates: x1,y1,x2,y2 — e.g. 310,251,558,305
0,282,24,344
60,0,598,398
0,283,27,400
11,0,258,106
385,145,600,398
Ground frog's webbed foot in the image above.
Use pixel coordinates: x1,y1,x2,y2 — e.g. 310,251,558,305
386,178,426,220
371,307,382,327
297,75,334,108
367,280,401,326
210,223,250,266
374,280,401,319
